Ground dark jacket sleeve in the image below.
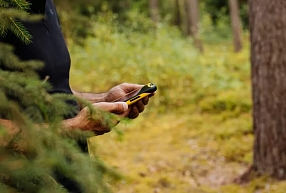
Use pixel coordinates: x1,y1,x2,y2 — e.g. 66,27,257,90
28,0,46,14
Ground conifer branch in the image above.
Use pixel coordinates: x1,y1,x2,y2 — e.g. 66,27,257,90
0,1,118,192
9,17,32,44
0,3,36,44
0,25,7,37
0,0,9,8
9,0,30,11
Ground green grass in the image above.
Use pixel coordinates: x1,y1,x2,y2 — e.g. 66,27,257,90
68,20,286,192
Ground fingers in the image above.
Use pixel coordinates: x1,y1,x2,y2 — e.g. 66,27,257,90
128,98,147,119
106,83,143,102
128,105,139,119
110,102,128,114
136,99,145,112
142,96,149,105
93,102,128,115
119,83,143,93
76,94,153,134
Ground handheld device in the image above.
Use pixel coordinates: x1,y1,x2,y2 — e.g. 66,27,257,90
114,83,157,105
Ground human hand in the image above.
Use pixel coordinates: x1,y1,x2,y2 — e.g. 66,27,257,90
71,102,129,135
105,83,154,119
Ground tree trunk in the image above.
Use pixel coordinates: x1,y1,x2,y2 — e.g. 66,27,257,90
149,0,160,23
250,0,286,179
173,0,182,27
186,0,203,52
229,0,243,52
184,0,192,36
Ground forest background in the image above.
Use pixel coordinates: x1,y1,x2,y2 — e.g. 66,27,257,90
1,0,284,192
56,0,257,192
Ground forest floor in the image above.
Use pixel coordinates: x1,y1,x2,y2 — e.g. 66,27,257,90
90,107,264,193
91,108,286,193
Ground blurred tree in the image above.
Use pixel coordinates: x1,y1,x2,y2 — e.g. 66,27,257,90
173,0,181,26
52,0,251,43
229,0,243,52
186,0,203,52
149,0,160,23
250,0,286,180
203,0,248,28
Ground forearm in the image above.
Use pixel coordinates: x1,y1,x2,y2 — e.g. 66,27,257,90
0,113,109,148
72,90,107,103
0,118,79,147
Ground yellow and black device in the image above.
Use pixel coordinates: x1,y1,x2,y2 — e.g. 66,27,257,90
114,83,157,105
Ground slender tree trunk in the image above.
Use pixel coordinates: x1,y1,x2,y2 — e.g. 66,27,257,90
183,0,192,36
173,0,182,27
186,0,203,52
229,0,243,52
250,0,286,179
149,0,160,23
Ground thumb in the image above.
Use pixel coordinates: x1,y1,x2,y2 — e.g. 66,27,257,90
94,102,128,114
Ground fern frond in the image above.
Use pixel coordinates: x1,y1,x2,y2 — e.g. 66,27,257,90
8,18,32,44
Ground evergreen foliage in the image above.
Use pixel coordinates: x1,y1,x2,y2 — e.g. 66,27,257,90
0,1,118,193
0,0,35,44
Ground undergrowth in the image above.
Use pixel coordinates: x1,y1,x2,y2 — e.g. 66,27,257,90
67,9,286,193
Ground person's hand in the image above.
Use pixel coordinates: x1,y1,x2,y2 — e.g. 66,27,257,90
71,102,129,135
105,83,154,119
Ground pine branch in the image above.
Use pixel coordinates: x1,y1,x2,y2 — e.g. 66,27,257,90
0,8,41,21
0,0,9,8
0,6,41,44
9,0,30,11
0,43,42,71
0,25,8,37
9,18,32,44
0,2,118,192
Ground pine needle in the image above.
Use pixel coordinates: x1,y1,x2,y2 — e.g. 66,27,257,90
9,0,30,11
0,0,9,8
0,25,7,37
9,17,32,44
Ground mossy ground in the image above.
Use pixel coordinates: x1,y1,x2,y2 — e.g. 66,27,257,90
88,111,286,193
